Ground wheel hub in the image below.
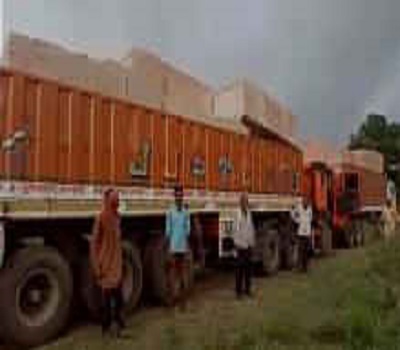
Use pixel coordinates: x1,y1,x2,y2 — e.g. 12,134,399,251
16,268,60,328
28,288,43,305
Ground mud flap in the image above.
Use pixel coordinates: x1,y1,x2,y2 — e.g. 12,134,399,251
0,222,4,268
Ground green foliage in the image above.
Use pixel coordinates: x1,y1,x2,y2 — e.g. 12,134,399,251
39,229,400,350
349,113,400,196
339,238,400,350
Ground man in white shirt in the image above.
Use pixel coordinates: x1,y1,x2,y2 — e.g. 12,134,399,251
291,198,313,272
382,200,396,239
234,192,256,298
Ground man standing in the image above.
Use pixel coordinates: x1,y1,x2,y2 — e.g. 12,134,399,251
234,192,255,298
382,200,396,239
91,188,125,336
291,198,313,272
166,184,191,306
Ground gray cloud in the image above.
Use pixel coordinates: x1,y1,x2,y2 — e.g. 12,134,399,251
4,0,400,145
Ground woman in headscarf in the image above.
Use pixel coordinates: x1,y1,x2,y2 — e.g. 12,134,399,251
91,188,124,336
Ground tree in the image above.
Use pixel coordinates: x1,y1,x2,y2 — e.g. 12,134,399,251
349,114,400,197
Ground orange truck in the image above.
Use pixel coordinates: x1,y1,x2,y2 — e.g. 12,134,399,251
0,67,304,346
303,148,387,253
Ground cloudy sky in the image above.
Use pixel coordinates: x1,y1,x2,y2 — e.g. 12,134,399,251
2,0,400,145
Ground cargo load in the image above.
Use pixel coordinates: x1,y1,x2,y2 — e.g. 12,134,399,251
340,149,384,174
304,140,340,166
121,49,215,118
0,67,302,195
214,79,298,138
4,33,215,118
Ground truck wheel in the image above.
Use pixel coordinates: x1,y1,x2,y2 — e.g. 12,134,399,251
344,224,355,249
183,250,194,291
285,238,300,270
321,221,333,255
144,237,194,305
0,246,73,347
348,231,356,248
353,221,364,247
121,241,143,312
80,241,143,319
79,258,102,320
260,229,280,275
144,236,173,305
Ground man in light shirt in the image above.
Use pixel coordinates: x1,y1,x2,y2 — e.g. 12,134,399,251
166,184,191,306
234,192,255,298
291,198,313,272
382,200,396,239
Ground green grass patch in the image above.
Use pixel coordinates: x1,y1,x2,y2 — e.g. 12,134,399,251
38,230,400,350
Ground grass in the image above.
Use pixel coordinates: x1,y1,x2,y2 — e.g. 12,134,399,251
39,230,400,350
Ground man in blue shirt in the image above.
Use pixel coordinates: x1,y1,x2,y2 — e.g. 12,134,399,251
166,184,191,305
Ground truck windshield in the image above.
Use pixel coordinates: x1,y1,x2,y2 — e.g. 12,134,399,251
344,173,359,193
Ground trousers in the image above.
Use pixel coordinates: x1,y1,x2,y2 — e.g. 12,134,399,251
235,248,252,296
298,236,311,272
101,287,124,332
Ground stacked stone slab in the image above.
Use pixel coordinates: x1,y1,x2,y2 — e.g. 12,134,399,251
4,33,215,117
119,49,164,109
304,140,384,174
121,49,215,117
341,149,384,174
3,32,298,141
213,79,298,138
304,140,340,166
3,33,130,99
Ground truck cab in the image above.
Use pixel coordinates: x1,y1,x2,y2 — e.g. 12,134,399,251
302,161,334,254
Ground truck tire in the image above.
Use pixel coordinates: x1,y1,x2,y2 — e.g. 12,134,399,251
121,241,143,312
349,231,356,248
144,237,194,305
321,221,333,255
79,258,102,320
259,229,280,275
344,223,355,249
144,236,171,304
80,241,143,319
0,246,73,347
183,250,194,291
353,221,364,247
285,237,300,270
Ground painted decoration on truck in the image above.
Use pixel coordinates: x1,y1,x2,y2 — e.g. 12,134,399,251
191,155,206,178
1,127,29,151
218,155,233,176
1,126,30,179
130,141,151,178
292,171,301,193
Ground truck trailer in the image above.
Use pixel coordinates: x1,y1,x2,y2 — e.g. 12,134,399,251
303,149,387,253
0,67,304,346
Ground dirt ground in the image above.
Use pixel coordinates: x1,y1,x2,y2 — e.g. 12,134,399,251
0,235,394,350
26,247,372,350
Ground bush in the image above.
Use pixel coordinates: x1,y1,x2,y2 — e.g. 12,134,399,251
339,237,400,350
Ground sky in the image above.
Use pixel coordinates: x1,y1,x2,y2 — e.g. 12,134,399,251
0,0,3,58
3,0,400,146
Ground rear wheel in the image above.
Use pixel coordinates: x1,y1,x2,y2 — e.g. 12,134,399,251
143,236,172,305
183,250,194,291
258,228,280,275
121,242,143,312
80,241,143,319
354,221,364,247
0,246,73,347
144,237,193,305
344,223,355,248
285,237,300,270
321,221,333,255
